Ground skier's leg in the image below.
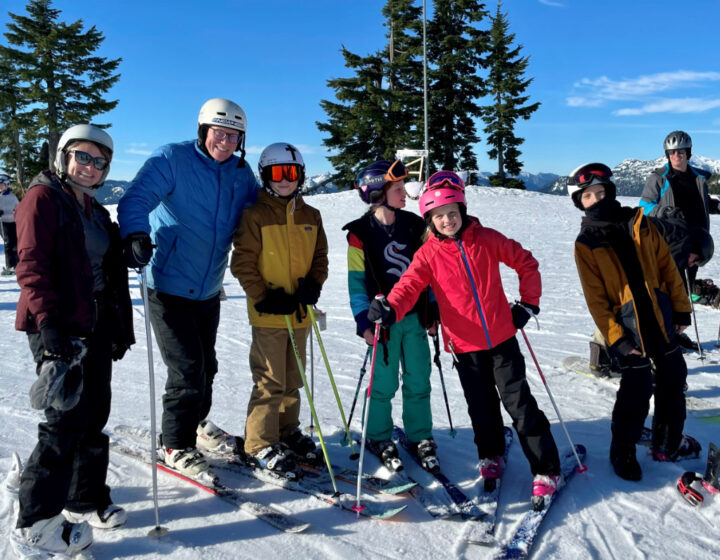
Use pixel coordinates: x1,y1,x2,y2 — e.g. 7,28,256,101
652,343,687,453
365,324,402,442
492,337,560,476
455,349,506,459
398,314,433,442
279,327,309,439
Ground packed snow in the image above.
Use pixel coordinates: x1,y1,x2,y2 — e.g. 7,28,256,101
0,186,718,559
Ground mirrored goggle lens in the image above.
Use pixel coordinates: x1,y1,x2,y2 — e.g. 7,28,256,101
72,150,108,170
269,165,300,182
573,164,612,186
428,172,463,190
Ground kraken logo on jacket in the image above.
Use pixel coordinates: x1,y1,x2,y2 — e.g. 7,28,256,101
385,241,411,278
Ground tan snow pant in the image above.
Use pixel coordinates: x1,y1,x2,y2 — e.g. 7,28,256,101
244,326,308,455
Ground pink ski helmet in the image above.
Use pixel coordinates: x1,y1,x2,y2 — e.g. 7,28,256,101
419,170,466,217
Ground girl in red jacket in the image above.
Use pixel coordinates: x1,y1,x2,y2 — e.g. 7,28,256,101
368,171,561,499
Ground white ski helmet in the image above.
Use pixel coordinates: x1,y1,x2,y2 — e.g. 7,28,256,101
198,98,246,132
54,124,114,187
663,130,692,157
258,143,306,185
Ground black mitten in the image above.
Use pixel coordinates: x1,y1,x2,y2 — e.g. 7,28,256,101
254,288,298,315
511,302,540,329
296,276,322,306
123,232,154,268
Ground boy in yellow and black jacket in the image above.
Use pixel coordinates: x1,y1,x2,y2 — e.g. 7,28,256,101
569,162,699,483
231,143,328,476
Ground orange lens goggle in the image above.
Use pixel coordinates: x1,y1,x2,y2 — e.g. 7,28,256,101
267,165,300,182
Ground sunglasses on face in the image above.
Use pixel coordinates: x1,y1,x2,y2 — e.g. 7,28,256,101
667,149,687,157
569,163,613,187
265,164,300,182
69,150,109,171
210,128,241,144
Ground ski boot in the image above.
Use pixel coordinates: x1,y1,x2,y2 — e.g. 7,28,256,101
650,434,702,462
531,474,561,511
196,420,237,454
610,442,642,481
410,437,440,474
478,455,503,492
12,514,93,558
367,439,403,472
248,443,299,480
160,440,216,484
282,428,321,466
64,504,128,529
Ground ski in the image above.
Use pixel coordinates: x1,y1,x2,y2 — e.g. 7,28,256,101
464,426,514,545
494,443,587,560
112,427,406,520
392,426,483,519
561,356,720,420
115,423,415,496
109,441,310,533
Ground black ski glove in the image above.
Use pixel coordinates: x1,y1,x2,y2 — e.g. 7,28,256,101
511,302,540,330
295,276,322,306
39,325,74,362
367,296,396,327
254,288,298,315
123,232,154,269
111,342,128,362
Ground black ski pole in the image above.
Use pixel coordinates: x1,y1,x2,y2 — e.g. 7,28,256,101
432,334,456,438
685,269,705,361
342,346,371,445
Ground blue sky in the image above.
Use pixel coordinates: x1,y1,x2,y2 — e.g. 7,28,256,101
2,0,719,182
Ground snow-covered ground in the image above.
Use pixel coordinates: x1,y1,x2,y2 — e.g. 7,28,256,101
0,187,718,559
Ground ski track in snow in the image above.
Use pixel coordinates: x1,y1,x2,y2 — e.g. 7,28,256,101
0,189,718,559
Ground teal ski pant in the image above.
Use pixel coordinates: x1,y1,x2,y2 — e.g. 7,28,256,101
366,313,433,442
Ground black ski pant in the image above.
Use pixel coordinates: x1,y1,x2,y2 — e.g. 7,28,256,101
454,336,561,476
611,342,687,453
1,221,18,269
148,289,220,449
18,309,114,528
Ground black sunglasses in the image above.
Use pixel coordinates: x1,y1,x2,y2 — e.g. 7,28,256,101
69,150,109,171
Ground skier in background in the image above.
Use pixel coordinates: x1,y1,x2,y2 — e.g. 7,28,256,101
0,173,19,275
231,143,328,477
369,170,561,500
571,162,699,481
640,130,719,350
343,159,439,473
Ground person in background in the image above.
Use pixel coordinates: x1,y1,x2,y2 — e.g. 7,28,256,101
0,173,19,275
118,98,259,479
231,143,328,477
342,159,439,473
12,124,134,557
571,162,699,482
640,130,719,350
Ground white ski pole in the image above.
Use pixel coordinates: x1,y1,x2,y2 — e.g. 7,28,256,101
140,268,168,537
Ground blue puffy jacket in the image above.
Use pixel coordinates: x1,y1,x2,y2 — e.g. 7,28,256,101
118,140,259,300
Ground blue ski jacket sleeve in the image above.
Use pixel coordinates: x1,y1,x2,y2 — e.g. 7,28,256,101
118,140,259,300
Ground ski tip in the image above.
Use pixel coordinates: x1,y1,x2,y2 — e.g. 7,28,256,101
10,451,22,472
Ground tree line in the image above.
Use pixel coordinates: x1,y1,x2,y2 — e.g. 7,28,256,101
0,0,120,191
316,0,539,189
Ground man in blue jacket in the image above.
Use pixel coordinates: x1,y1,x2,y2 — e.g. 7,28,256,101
118,98,259,478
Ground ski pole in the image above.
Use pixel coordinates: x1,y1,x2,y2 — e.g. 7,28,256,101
140,267,169,537
342,346,371,445
308,306,359,459
353,321,381,516
307,328,315,432
431,334,456,438
520,328,587,473
685,269,705,360
284,315,339,495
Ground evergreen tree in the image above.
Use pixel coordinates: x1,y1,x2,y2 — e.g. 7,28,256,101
317,0,423,188
0,0,121,172
427,0,488,174
480,1,539,189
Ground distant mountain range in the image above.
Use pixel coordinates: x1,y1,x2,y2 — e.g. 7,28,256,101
544,155,720,197
97,156,719,205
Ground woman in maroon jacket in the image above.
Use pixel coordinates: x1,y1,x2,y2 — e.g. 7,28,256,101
12,125,134,558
